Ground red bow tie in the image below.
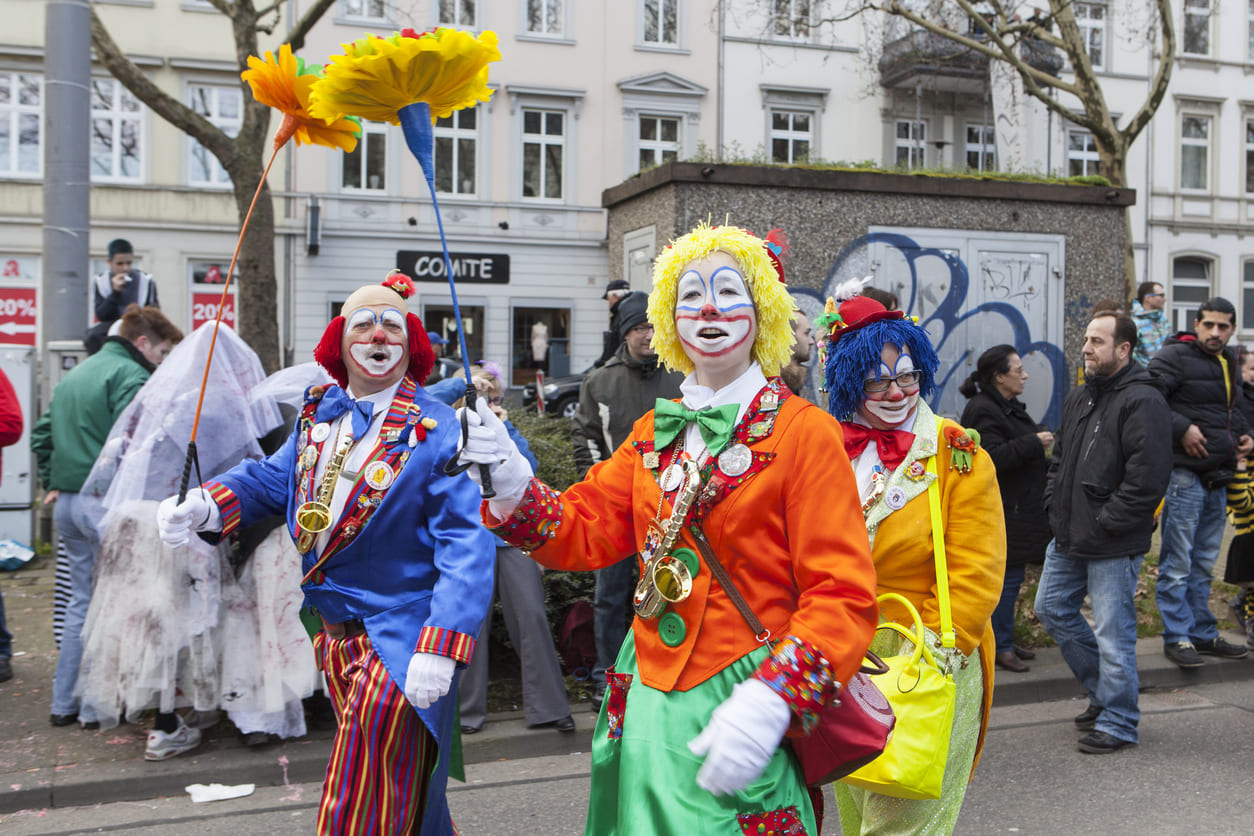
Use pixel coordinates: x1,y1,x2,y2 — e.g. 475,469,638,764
842,423,915,471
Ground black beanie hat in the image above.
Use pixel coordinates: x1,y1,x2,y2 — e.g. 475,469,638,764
616,291,650,339
107,238,133,259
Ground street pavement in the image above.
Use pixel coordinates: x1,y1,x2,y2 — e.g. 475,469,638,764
3,550,1253,832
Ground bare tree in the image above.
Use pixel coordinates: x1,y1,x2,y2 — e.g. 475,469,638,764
738,0,1176,295
90,0,339,371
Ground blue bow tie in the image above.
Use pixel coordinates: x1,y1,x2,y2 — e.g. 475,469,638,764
316,388,375,438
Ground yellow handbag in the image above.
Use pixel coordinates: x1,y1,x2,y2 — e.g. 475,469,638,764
839,451,957,800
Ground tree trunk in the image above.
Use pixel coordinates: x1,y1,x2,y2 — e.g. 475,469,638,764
229,166,280,373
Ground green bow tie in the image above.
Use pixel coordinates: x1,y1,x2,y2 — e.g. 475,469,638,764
653,399,739,456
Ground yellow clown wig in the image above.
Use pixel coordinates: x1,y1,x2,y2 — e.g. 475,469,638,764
646,222,796,376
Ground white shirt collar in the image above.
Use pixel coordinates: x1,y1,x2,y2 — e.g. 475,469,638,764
679,362,769,426
347,379,403,411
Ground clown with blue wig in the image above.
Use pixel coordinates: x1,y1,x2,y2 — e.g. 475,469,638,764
820,286,1005,834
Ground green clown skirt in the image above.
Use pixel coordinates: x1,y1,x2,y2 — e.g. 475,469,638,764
585,632,817,835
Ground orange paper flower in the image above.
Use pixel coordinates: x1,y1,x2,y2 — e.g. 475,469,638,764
308,28,500,125
241,44,361,151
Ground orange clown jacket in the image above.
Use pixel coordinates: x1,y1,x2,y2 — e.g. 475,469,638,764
490,380,878,719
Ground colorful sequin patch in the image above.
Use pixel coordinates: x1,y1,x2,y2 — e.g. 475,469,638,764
752,635,836,736
605,670,633,740
736,805,808,836
490,478,563,552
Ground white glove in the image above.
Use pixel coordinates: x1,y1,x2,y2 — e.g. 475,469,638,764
456,399,534,512
156,488,218,548
687,678,792,796
404,652,456,710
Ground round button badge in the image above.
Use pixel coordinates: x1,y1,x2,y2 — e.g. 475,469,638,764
717,443,752,477
310,422,331,443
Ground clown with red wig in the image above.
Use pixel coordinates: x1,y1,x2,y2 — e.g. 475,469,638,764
157,274,494,835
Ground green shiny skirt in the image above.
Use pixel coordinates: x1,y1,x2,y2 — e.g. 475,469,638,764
585,632,817,835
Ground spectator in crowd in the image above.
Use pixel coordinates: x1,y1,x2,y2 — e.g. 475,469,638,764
1130,281,1170,365
87,239,161,354
959,345,1053,673
446,364,573,736
1149,297,1252,667
860,286,899,310
32,305,182,728
1227,344,1254,633
822,292,1004,831
779,310,814,396
571,290,682,709
1036,312,1172,753
596,279,632,367
0,366,23,684
424,331,450,385
1092,298,1124,316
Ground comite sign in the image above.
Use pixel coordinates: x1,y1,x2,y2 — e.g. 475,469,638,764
396,251,509,285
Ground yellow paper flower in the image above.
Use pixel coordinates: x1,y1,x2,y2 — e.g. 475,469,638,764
241,44,362,151
309,28,500,125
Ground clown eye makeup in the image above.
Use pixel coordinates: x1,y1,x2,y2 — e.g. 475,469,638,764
677,271,705,304
675,266,753,312
347,308,407,335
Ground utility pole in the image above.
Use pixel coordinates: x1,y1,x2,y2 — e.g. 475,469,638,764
42,0,91,344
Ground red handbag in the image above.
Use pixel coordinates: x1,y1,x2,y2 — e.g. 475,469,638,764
692,528,895,787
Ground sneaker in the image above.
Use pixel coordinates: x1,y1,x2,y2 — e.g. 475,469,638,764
1163,641,1205,668
1074,704,1102,731
1228,595,1247,631
1077,731,1135,754
145,719,202,761
1194,636,1249,659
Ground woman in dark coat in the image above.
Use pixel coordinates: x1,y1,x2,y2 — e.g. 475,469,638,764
960,345,1054,672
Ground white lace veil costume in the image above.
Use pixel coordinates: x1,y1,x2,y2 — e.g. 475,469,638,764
77,325,324,735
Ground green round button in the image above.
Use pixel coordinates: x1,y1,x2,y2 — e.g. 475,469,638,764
658,612,687,647
670,547,700,577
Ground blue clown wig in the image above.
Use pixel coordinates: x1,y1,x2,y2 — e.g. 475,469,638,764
823,317,940,421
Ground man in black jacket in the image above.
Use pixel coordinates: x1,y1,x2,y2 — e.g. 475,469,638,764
1148,297,1252,667
1036,312,1172,754
571,292,682,706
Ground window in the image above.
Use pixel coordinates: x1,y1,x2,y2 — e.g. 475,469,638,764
1076,2,1106,70
642,0,678,45
342,121,387,191
770,110,811,164
512,306,570,383
1244,260,1254,329
341,0,387,20
0,71,41,178
1180,115,1210,191
1068,130,1101,176
90,77,142,181
522,108,563,199
638,115,680,171
773,0,811,39
423,302,484,366
434,107,477,195
187,84,241,187
894,120,926,169
1247,119,1254,193
1171,256,1212,332
526,0,564,36
1183,0,1211,56
438,0,476,27
965,125,995,172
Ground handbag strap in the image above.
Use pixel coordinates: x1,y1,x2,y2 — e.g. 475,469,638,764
928,418,955,651
691,525,891,676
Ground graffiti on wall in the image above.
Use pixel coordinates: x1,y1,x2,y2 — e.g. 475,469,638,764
790,231,1068,428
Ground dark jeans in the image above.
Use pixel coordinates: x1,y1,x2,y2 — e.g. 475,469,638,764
991,563,1027,653
592,559,635,697
0,584,11,658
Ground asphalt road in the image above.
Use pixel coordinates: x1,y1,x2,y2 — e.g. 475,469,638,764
3,680,1251,835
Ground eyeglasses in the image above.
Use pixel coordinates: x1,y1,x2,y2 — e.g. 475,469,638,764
862,370,922,393
1146,292,1165,298
488,395,504,406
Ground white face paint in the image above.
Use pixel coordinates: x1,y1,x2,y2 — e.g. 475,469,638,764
342,304,409,390
673,250,757,388
857,346,921,430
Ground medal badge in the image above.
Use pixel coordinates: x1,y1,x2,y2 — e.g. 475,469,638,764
659,463,684,493
364,461,395,491
884,485,908,511
642,451,661,470
760,391,779,412
299,445,318,473
310,422,331,443
906,460,927,481
717,443,752,477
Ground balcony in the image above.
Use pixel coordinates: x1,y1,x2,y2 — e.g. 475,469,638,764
878,29,1064,95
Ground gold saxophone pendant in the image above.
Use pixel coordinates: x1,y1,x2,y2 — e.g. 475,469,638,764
296,436,353,553
634,456,700,620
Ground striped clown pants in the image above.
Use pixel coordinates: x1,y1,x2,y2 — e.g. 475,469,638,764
315,631,441,835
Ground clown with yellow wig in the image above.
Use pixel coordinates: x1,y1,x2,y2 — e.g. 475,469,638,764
459,223,877,833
